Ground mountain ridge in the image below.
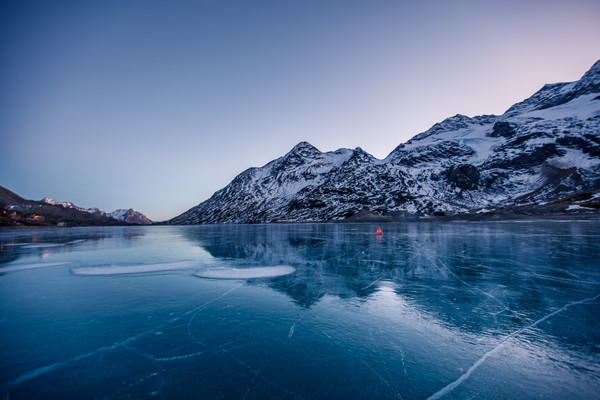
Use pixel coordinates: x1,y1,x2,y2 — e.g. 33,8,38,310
169,59,600,224
41,197,153,225
0,186,152,226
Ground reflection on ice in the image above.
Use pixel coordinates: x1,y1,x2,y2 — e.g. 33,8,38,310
71,261,200,275
195,265,296,279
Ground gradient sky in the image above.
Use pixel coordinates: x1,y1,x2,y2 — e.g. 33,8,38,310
1,0,599,221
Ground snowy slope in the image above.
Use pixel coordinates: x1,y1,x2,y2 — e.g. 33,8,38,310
170,60,600,224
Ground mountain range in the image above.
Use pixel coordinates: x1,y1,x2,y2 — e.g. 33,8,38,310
0,186,152,226
169,60,600,224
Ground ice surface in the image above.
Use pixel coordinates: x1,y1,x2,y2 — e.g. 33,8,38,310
1,224,599,399
71,261,200,275
427,291,600,400
195,265,296,279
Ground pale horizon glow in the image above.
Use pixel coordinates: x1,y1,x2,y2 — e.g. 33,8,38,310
1,0,599,221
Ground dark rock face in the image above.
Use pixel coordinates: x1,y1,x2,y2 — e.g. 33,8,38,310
343,208,392,222
516,165,583,205
490,121,517,137
512,144,564,169
486,143,565,170
557,135,600,157
446,164,480,190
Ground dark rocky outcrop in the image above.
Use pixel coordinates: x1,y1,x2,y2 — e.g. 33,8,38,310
446,164,480,190
343,208,392,222
489,121,517,137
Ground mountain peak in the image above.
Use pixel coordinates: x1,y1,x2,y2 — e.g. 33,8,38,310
287,141,321,157
582,59,600,78
573,58,600,93
407,114,473,143
292,141,318,150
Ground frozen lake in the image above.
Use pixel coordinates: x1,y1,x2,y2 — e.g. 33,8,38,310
1,222,599,399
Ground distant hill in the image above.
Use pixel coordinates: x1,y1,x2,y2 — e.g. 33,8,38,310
40,197,153,225
0,186,152,226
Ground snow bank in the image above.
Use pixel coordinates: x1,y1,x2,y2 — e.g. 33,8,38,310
195,265,296,279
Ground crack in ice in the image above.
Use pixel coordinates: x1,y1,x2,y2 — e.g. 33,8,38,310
113,372,160,396
432,257,512,317
369,328,403,400
427,292,600,400
187,283,243,345
362,360,403,400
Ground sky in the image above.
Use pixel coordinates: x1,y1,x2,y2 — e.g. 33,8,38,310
1,0,599,221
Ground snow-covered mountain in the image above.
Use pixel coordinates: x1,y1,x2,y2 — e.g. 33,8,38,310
170,60,600,224
42,198,152,224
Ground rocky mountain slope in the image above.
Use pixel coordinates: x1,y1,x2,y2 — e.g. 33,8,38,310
170,60,600,224
0,186,152,226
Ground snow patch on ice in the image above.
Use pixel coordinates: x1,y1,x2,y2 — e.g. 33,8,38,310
71,261,200,276
195,265,296,279
23,239,86,249
0,262,73,273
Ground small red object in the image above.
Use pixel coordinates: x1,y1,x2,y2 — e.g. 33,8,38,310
375,227,383,234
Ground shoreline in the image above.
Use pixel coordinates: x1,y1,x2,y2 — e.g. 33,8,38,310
2,211,600,228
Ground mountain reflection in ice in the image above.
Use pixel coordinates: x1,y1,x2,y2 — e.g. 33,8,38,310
183,224,600,320
0,223,599,399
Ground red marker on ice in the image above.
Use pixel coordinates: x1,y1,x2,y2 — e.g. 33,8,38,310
376,227,383,234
